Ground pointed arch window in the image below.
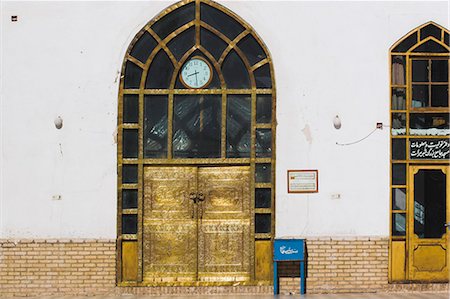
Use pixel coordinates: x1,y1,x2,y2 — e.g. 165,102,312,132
117,0,275,284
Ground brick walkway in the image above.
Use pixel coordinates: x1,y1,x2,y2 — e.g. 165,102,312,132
12,292,450,299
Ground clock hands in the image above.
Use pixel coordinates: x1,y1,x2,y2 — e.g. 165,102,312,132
188,71,199,86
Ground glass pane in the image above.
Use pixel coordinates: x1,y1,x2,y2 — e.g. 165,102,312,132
256,95,272,123
200,3,245,40
431,60,448,82
123,129,138,159
392,32,417,52
445,32,449,47
200,27,228,62
413,40,449,53
151,3,195,40
123,94,139,123
392,188,406,210
410,113,450,136
122,214,138,234
431,85,448,107
167,27,195,62
122,165,138,184
145,50,174,89
173,95,221,158
144,96,168,158
222,50,250,89
256,164,271,183
122,189,138,209
412,60,428,82
392,163,406,185
420,24,442,41
410,139,450,160
391,113,406,136
256,129,272,158
255,214,271,233
124,61,142,89
391,88,406,110
254,64,272,88
392,138,406,160
392,56,406,85
237,34,266,66
130,31,157,63
412,85,429,108
414,169,446,239
392,213,406,236
226,95,251,158
255,188,271,208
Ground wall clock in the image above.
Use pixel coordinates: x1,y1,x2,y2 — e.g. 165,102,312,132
180,56,213,89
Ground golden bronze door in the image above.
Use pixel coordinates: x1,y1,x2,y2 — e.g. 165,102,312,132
408,165,449,281
143,166,251,284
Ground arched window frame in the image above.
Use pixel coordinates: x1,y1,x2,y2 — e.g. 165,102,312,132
117,0,276,284
389,21,449,282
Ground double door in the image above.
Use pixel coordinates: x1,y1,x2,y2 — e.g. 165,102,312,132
142,166,251,284
408,165,449,281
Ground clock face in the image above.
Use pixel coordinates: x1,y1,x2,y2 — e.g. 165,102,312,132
180,57,212,89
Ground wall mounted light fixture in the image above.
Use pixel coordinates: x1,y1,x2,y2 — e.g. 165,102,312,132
54,116,63,129
333,115,341,129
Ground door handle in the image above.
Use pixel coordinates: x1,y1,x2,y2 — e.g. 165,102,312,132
445,222,450,227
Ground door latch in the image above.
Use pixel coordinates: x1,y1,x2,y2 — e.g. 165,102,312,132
444,222,450,228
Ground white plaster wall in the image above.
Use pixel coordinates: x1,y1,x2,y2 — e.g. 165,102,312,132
0,1,448,238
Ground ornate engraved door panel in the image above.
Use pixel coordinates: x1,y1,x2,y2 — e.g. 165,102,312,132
408,165,449,281
143,167,198,282
197,166,251,282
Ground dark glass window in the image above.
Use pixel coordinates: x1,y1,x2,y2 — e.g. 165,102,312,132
122,214,138,234
413,169,446,238
124,61,142,89
167,27,195,61
392,138,406,160
151,3,195,40
256,164,271,183
123,94,139,123
122,165,138,184
200,3,245,40
254,64,272,88
200,28,228,62
413,40,449,53
122,189,138,209
410,113,449,135
123,129,139,159
445,32,449,46
392,32,417,52
237,34,266,66
392,56,406,85
256,95,272,123
255,189,271,208
226,95,251,158
145,50,174,89
222,50,250,89
412,60,428,82
391,113,406,135
173,95,221,158
392,163,406,185
144,96,168,158
431,60,448,82
412,85,429,108
392,88,406,110
392,213,406,236
420,24,442,41
255,214,271,233
130,31,157,63
392,188,406,210
431,85,448,107
256,129,272,158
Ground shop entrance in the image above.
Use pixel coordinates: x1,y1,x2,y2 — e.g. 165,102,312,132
408,165,449,281
143,166,251,283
